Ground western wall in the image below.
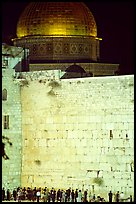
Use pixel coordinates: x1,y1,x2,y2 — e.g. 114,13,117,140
2,70,134,198
2,69,22,189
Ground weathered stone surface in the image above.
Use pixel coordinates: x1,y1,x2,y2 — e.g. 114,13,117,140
2,70,134,198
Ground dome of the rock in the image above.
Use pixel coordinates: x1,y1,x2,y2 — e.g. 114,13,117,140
16,2,97,38
13,2,101,63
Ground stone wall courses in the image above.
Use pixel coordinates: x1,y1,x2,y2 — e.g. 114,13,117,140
2,71,134,198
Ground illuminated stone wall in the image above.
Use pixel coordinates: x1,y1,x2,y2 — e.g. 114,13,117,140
2,69,22,190
19,72,134,198
29,62,119,76
2,69,134,199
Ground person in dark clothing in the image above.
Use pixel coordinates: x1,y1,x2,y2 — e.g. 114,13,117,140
108,190,113,202
57,189,61,202
13,188,17,201
27,187,31,201
60,190,63,202
32,187,37,201
93,194,96,200
36,189,41,202
115,191,120,202
71,190,75,202
2,187,5,201
75,189,78,202
7,189,10,201
130,195,132,202
50,188,54,202
48,192,51,202
52,190,56,202
67,188,71,202
65,190,68,202
22,188,26,200
84,190,88,202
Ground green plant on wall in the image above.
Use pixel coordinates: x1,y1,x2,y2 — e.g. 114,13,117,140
128,83,133,87
93,177,104,186
47,89,56,96
39,79,46,84
20,79,29,87
48,80,61,88
2,136,12,160
34,160,41,165
47,80,61,96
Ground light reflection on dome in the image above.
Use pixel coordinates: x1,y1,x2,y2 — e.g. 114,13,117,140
17,2,97,38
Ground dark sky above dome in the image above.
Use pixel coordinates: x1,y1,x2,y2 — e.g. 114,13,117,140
2,1,134,74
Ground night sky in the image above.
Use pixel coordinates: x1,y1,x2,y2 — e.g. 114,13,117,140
2,1,134,75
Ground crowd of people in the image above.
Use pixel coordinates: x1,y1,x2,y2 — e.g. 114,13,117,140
2,186,133,202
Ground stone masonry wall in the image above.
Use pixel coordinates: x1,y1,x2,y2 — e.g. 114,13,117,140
20,73,134,199
29,62,119,76
2,69,22,190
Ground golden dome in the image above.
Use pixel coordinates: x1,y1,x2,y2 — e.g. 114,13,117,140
17,2,97,38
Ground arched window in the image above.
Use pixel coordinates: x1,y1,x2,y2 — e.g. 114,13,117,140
2,89,7,101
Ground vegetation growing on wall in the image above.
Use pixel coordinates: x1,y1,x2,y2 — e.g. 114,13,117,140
34,160,41,165
2,136,12,160
12,73,29,87
47,89,56,96
93,177,104,186
47,80,61,96
48,80,61,88
39,79,46,84
19,79,29,87
128,83,133,87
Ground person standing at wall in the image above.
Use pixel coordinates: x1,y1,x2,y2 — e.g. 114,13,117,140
75,189,78,202
77,189,82,202
115,191,120,202
43,188,48,202
130,195,132,202
57,189,61,202
13,188,17,201
67,188,71,202
84,189,88,202
48,191,51,202
32,187,37,201
120,192,124,202
36,189,41,202
108,190,113,202
2,187,5,201
52,189,56,202
62,190,66,202
71,190,75,202
22,187,26,200
88,190,92,202
7,189,11,201
50,187,54,202
93,194,96,200
17,189,22,202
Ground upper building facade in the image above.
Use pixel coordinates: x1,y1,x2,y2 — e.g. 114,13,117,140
13,2,100,63
12,2,119,76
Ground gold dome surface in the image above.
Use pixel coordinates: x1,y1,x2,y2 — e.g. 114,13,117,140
17,2,97,38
